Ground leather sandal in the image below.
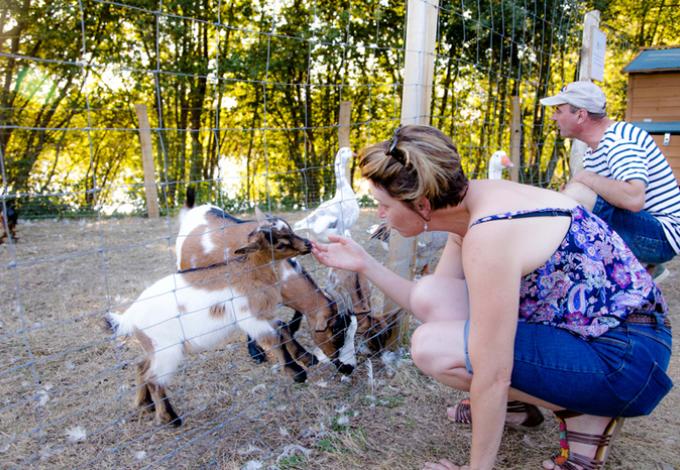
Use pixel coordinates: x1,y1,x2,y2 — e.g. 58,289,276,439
550,410,625,470
447,398,544,429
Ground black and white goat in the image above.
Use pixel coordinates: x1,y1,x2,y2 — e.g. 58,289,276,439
176,200,358,376
107,209,316,426
324,268,398,353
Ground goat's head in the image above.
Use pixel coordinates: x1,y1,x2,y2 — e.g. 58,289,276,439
234,208,312,260
313,267,379,374
310,298,357,375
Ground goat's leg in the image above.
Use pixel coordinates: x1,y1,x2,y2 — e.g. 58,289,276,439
355,312,373,337
246,309,305,363
276,320,318,368
147,382,182,426
287,310,304,335
367,312,400,352
246,335,268,363
134,360,155,413
144,345,183,426
256,332,307,383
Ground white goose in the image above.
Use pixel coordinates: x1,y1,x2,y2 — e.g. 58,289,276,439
369,149,513,275
294,147,359,242
488,150,514,180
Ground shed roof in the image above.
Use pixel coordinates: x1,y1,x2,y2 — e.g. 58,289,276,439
623,47,680,73
633,121,680,135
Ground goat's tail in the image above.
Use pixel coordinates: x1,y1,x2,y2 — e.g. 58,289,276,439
178,186,196,228
104,311,136,337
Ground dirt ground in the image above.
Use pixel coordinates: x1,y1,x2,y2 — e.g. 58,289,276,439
0,208,678,469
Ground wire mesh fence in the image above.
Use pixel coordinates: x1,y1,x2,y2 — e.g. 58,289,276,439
1,0,589,467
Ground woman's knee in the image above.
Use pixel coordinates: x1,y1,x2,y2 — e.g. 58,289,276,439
411,323,470,386
410,324,434,370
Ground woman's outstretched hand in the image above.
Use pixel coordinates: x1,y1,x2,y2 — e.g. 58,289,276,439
312,234,369,273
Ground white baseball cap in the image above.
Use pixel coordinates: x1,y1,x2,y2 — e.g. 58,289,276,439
540,81,607,114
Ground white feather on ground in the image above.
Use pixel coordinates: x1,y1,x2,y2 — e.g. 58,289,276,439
293,147,359,242
65,426,87,443
276,444,312,463
242,460,264,470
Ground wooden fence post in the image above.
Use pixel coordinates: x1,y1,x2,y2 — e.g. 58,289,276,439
134,104,160,218
569,10,601,176
510,96,521,182
338,101,352,149
381,0,439,349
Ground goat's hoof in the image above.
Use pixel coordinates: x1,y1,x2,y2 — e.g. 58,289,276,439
251,354,268,364
337,363,355,375
293,370,307,383
137,402,156,414
156,415,183,427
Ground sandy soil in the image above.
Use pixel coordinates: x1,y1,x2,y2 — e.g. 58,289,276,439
0,209,678,469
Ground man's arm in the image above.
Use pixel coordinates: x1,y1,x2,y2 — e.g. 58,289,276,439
570,170,646,212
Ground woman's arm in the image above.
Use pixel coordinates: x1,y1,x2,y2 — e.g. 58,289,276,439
312,234,416,310
434,233,465,279
462,227,522,470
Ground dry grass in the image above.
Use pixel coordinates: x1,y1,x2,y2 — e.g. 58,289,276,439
0,209,678,469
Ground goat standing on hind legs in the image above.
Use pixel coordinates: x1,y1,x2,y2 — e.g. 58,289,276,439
106,209,314,426
177,190,358,376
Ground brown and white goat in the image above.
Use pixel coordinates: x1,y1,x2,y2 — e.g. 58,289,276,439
107,209,314,426
176,201,358,376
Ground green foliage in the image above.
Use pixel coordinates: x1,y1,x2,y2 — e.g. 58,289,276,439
277,454,307,469
1,0,675,216
357,194,377,208
316,437,338,453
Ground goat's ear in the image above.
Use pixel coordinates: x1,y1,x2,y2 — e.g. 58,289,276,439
314,315,329,332
254,207,267,223
233,240,260,256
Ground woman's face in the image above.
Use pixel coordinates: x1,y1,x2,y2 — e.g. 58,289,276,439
370,182,424,238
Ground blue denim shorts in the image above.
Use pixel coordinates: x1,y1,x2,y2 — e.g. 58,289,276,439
592,196,676,264
463,319,673,417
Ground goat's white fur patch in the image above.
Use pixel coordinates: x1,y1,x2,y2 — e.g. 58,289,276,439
338,315,358,367
312,347,331,363
109,273,263,386
278,259,299,281
270,218,288,231
175,204,220,270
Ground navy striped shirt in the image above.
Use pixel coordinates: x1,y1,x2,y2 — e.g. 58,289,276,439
584,121,680,254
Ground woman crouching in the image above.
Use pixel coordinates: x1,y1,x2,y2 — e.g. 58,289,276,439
312,124,672,470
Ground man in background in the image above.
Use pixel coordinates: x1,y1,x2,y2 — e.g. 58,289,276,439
541,81,680,279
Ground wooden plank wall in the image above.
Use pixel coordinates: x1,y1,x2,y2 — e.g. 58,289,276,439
626,73,680,122
652,134,680,183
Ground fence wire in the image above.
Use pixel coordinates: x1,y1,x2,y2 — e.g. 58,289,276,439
0,0,583,467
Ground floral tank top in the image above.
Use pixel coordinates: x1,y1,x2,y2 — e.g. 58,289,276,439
470,206,667,338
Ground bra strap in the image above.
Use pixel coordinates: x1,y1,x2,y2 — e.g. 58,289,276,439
471,208,573,227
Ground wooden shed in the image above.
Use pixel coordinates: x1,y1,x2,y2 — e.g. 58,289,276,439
623,47,680,181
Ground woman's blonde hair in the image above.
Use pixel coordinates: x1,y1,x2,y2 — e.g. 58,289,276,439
359,125,468,210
